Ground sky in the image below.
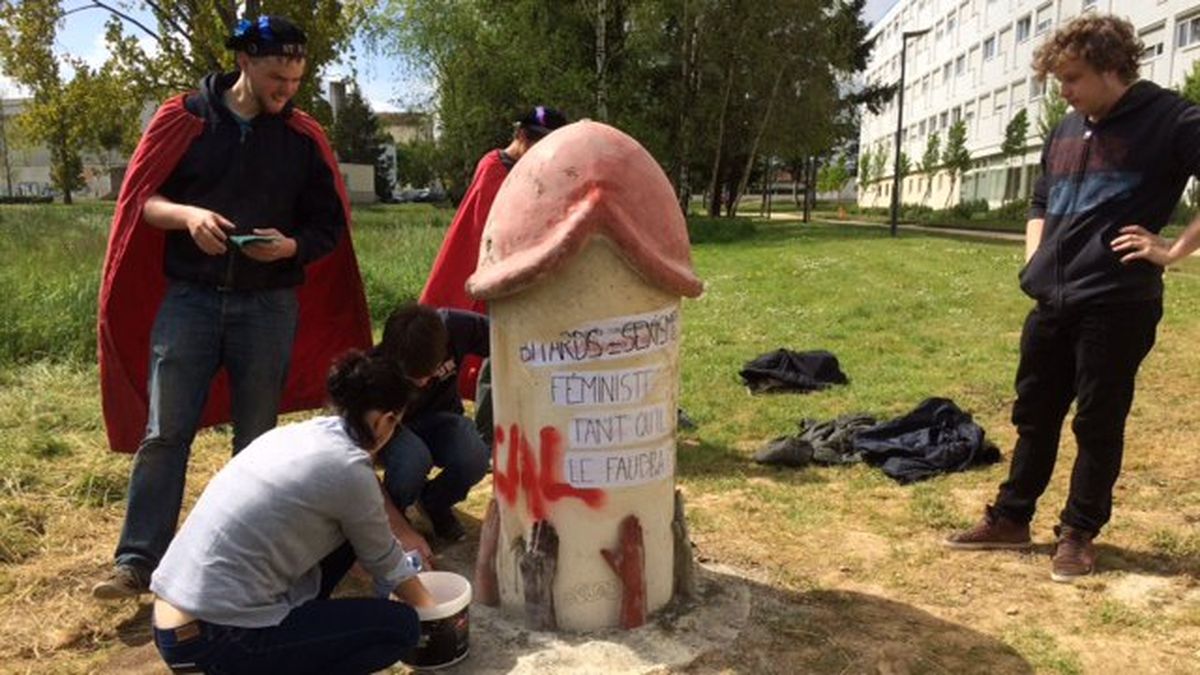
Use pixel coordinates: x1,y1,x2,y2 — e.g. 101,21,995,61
1,2,897,112
864,0,900,25
0,5,431,112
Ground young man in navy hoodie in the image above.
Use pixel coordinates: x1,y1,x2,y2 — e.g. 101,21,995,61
946,14,1200,581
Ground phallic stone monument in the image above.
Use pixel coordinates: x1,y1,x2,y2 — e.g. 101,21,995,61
467,121,704,632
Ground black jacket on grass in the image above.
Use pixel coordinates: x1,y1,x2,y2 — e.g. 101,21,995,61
157,72,345,291
1021,81,1200,310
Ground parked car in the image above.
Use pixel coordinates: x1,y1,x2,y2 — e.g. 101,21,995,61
393,187,446,203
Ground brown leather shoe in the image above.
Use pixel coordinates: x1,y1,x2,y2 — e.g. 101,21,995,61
1050,524,1096,583
944,507,1032,550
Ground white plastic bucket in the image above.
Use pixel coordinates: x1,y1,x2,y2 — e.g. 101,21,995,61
402,571,471,670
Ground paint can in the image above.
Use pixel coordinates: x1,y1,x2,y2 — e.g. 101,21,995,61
402,571,472,670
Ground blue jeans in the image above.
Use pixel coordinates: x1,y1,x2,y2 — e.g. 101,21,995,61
153,543,419,675
116,282,298,573
381,412,489,514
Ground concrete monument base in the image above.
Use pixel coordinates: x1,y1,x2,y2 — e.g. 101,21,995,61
411,553,750,674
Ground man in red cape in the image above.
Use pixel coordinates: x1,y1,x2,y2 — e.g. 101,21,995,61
418,106,567,413
93,16,371,599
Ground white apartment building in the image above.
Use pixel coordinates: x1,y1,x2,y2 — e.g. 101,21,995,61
858,0,1200,209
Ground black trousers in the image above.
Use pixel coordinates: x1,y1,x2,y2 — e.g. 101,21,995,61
993,299,1162,535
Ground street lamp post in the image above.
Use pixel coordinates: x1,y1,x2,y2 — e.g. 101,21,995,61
891,27,931,237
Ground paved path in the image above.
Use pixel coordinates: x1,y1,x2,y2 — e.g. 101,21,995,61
764,211,1025,242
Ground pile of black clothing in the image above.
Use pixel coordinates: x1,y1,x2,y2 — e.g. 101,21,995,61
754,398,1001,483
754,413,876,467
739,349,848,394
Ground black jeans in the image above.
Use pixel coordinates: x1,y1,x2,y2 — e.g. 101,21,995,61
993,300,1162,535
153,544,419,675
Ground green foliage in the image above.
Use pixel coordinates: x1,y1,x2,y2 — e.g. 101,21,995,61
816,157,851,194
1037,82,1069,145
872,145,888,184
330,83,394,200
394,139,439,189
941,120,971,206
383,0,878,209
859,148,874,186
920,132,940,174
0,0,85,202
1002,108,1030,161
897,151,911,181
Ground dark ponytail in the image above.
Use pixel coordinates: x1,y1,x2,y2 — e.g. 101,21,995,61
327,348,413,448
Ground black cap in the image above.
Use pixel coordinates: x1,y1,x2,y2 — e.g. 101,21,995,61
225,16,307,57
517,106,568,139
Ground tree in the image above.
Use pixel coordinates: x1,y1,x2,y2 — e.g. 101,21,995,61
941,120,971,208
816,156,850,195
1037,81,1068,145
0,89,13,196
859,147,873,192
394,138,439,189
919,131,940,205
872,145,887,193
896,150,911,204
1001,108,1029,202
384,0,880,215
1180,61,1200,207
0,0,86,202
330,83,394,201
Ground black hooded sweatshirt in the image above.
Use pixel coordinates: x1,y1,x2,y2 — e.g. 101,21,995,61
157,72,345,291
1021,80,1200,310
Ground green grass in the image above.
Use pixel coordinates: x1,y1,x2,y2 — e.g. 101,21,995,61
1003,627,1083,675
0,203,450,365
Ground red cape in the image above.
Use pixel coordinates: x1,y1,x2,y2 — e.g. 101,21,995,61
418,150,508,399
97,94,372,453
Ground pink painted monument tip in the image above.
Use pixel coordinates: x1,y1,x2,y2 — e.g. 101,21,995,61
466,121,704,301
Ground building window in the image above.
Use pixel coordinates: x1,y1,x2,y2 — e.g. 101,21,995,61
952,106,962,123
943,62,953,82
1178,15,1200,49
956,54,966,76
947,11,957,34
983,36,996,60
1035,3,1053,35
1030,77,1046,99
1081,0,1097,10
919,120,927,136
994,87,1007,115
1016,15,1032,43
1143,42,1163,60
940,111,949,129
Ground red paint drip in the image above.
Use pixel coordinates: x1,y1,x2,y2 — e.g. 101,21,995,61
492,423,606,518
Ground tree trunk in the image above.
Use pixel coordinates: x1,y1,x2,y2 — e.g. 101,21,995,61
0,103,12,196
674,5,702,213
594,0,609,121
807,157,818,221
729,68,784,218
706,56,737,218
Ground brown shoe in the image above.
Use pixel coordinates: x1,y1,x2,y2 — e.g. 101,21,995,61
91,564,150,601
1050,525,1096,583
944,507,1032,550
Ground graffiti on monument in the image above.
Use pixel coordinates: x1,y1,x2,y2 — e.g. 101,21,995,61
493,424,607,520
518,306,679,367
